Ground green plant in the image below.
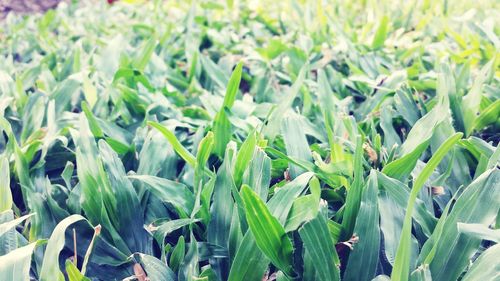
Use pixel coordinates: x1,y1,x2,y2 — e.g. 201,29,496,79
0,0,498,280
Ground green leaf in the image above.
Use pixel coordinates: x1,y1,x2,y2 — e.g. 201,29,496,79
81,101,104,138
417,168,500,281
461,243,500,281
0,155,12,212
192,131,215,220
0,212,34,238
129,175,194,215
133,37,157,71
153,218,199,254
229,173,313,280
438,63,464,133
263,64,307,142
344,171,380,281
462,59,495,135
222,62,244,109
341,135,364,239
234,131,257,187
196,131,215,174
0,211,20,255
267,172,315,224
420,195,453,265
148,121,197,167
65,260,91,281
40,215,87,281
208,143,237,279
383,142,429,182
386,83,450,178
383,84,453,180
51,78,81,116
82,75,97,109
170,236,185,273
135,253,176,281
136,129,177,177
373,275,391,281
227,231,269,281
472,99,500,132
180,233,200,281
327,221,343,244
299,213,340,281
73,115,130,255
281,113,313,179
372,15,389,49
240,185,294,277
0,241,43,281
242,147,271,201
213,62,243,156
284,177,320,232
257,39,287,60
409,266,433,281
457,223,500,243
377,172,437,238
391,132,462,281
104,137,130,154
98,140,148,253
200,55,229,89
20,94,45,144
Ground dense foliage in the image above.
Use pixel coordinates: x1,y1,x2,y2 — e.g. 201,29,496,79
0,1,499,280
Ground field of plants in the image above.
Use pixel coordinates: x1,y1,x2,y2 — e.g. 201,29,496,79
0,0,499,280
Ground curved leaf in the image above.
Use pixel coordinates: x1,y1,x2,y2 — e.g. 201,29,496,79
40,215,88,281
241,185,294,277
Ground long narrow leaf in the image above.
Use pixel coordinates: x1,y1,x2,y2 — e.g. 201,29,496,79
299,213,340,281
240,185,294,277
344,171,380,281
391,133,462,281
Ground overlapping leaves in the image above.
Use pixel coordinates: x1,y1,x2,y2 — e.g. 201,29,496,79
0,1,498,281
